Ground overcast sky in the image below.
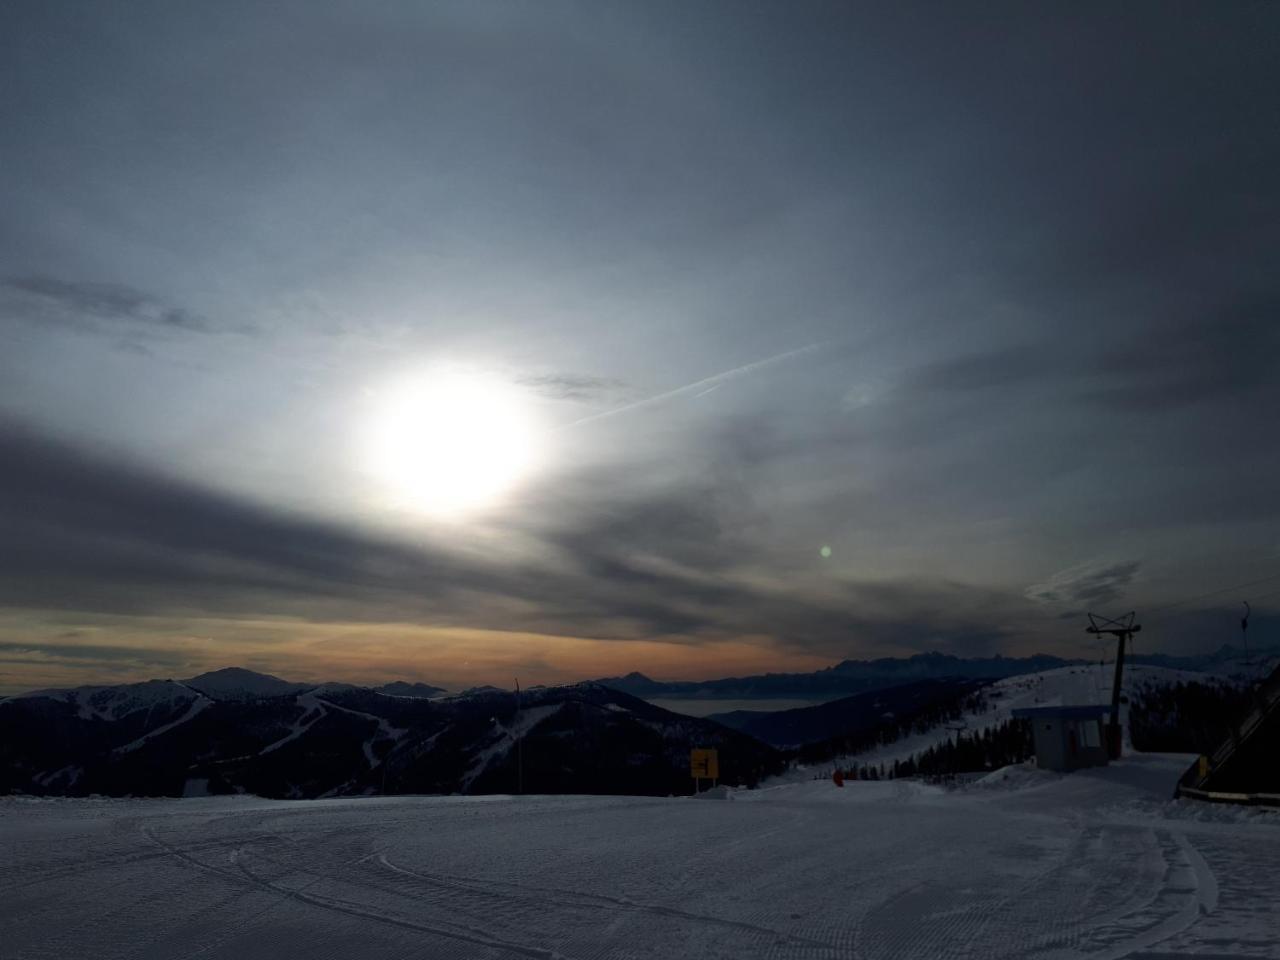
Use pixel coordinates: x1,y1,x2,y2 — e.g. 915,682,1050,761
2,2,1278,692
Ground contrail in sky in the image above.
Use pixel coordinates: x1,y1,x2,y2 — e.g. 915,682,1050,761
563,341,826,429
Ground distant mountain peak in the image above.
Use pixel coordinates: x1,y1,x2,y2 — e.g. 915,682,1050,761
183,667,308,700
185,666,288,683
595,671,667,695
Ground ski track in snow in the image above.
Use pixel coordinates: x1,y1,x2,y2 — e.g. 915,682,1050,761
314,697,408,769
258,695,330,756
113,695,214,754
461,703,564,790
255,695,409,768
3,754,1278,959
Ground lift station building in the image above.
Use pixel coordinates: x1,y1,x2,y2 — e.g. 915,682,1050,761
1012,704,1111,773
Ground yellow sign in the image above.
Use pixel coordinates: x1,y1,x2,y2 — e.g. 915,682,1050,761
690,748,719,780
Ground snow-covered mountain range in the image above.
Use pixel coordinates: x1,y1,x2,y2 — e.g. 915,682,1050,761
0,670,780,799
4,656,1265,800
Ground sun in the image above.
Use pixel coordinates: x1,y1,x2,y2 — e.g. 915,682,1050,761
364,366,541,518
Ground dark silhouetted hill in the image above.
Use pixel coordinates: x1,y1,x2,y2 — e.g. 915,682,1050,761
708,678,989,748
599,649,1263,703
0,675,780,799
375,681,447,698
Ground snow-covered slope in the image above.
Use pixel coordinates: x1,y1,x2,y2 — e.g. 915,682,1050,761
113,695,214,754
314,695,409,768
5,678,200,721
3,753,1275,959
776,663,1220,782
460,702,563,790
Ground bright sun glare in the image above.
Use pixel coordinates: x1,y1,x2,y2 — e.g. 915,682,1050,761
365,367,541,518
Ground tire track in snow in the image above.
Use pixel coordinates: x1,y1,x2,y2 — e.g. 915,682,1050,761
141,820,562,959
137,820,387,960
854,823,1171,960
377,853,836,952
0,839,249,893
36,824,271,960
232,849,563,959
997,826,1169,959
1046,830,1218,960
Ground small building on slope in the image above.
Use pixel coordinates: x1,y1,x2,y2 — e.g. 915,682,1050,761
1012,704,1111,773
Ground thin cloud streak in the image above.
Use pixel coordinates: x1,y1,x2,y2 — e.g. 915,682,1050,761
563,341,829,429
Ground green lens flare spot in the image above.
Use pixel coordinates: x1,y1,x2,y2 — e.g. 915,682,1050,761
819,545,832,558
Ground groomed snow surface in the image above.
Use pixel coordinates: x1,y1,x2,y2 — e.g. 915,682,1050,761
4,753,1278,959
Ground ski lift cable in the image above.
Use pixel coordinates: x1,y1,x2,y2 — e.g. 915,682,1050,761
1073,575,1280,661
1142,570,1280,622
1243,585,1280,606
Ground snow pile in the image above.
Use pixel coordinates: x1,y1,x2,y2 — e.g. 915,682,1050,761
970,761,1057,791
692,784,735,800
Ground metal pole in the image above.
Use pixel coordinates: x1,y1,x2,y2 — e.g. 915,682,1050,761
1089,613,1139,761
1109,631,1126,756
1242,601,1251,669
515,678,523,796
